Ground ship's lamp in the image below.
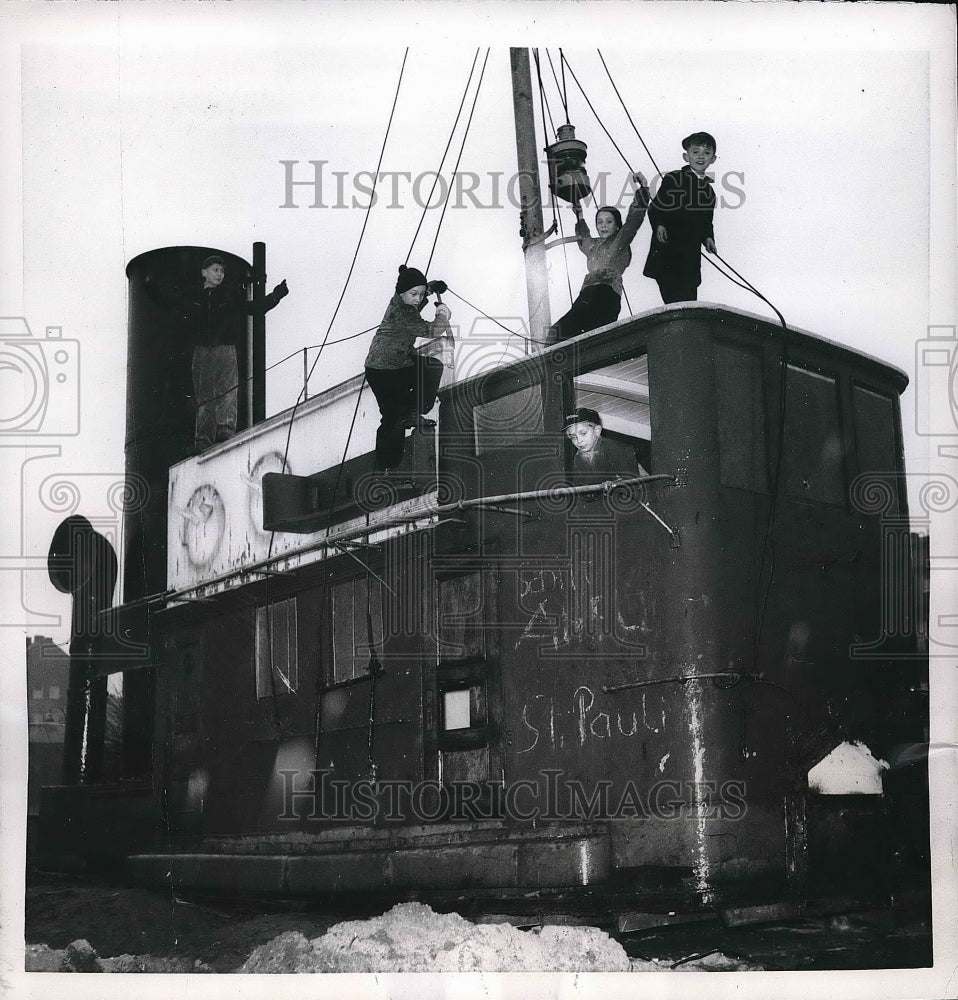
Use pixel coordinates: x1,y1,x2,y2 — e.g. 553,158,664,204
545,124,591,205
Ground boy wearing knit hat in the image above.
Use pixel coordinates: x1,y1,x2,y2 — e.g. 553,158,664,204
364,265,453,473
643,132,718,304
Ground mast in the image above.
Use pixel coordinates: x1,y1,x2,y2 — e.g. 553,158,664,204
510,48,552,351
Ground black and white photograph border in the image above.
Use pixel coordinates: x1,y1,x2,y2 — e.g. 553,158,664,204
0,2,955,998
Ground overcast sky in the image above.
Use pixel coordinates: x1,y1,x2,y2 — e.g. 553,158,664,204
0,4,956,996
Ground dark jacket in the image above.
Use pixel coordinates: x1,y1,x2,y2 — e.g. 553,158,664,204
146,280,283,347
643,166,715,285
571,436,642,486
365,294,445,370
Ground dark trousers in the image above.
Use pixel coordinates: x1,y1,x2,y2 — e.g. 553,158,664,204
553,284,621,342
365,357,444,470
655,275,699,304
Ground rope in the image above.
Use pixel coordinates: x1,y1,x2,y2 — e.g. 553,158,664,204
559,49,571,125
534,50,574,304
589,50,789,328
596,49,662,175
545,51,567,126
271,46,409,520
559,53,635,175
405,49,481,265
446,287,524,341
425,48,490,274
533,49,557,142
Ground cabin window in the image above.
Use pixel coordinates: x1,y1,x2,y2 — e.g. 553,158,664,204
331,576,385,684
853,385,899,515
715,340,768,491
441,685,486,731
48,685,60,700
783,364,845,505
255,597,298,698
31,689,42,700
572,354,651,472
437,571,485,662
473,385,544,455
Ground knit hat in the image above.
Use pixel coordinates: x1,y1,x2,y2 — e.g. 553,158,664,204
201,254,225,269
682,132,717,152
395,264,427,294
563,407,602,429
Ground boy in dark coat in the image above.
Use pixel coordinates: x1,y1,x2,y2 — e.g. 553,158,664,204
146,255,288,451
643,132,718,304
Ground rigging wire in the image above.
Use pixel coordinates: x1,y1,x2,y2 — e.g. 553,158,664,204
558,48,571,125
425,48,490,275
273,46,410,491
405,48,481,265
445,287,524,340
559,53,636,174
533,49,557,143
545,51,568,126
258,50,409,728
534,50,575,308
596,49,662,176
588,50,788,326
557,49,792,679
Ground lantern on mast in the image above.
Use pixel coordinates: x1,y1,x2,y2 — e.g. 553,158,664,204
545,123,591,204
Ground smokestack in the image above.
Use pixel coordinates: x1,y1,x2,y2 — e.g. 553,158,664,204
121,246,252,777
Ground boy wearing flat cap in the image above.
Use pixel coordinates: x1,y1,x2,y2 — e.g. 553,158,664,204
147,254,289,451
643,132,718,304
564,407,648,486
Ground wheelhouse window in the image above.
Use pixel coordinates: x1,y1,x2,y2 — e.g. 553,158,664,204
715,340,769,492
853,384,900,515
255,597,298,699
783,364,845,505
331,576,384,684
572,354,651,471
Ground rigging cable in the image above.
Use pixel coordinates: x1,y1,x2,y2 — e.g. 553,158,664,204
590,50,788,324
260,47,409,728
424,48,490,274
405,48,481,265
534,49,575,307
596,49,663,175
272,46,410,498
560,53,636,174
558,48,571,125
545,49,570,127
576,48,794,679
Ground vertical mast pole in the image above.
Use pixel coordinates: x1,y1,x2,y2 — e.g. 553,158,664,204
251,241,267,426
510,48,552,351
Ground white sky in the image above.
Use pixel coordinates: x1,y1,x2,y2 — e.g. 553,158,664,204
1,3,956,995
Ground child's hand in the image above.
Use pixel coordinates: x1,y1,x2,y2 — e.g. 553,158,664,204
272,279,289,299
632,172,649,189
704,238,717,254
435,303,451,322
572,201,583,218
655,225,669,245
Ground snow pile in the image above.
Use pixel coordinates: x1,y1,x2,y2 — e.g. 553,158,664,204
25,940,213,974
240,902,630,973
